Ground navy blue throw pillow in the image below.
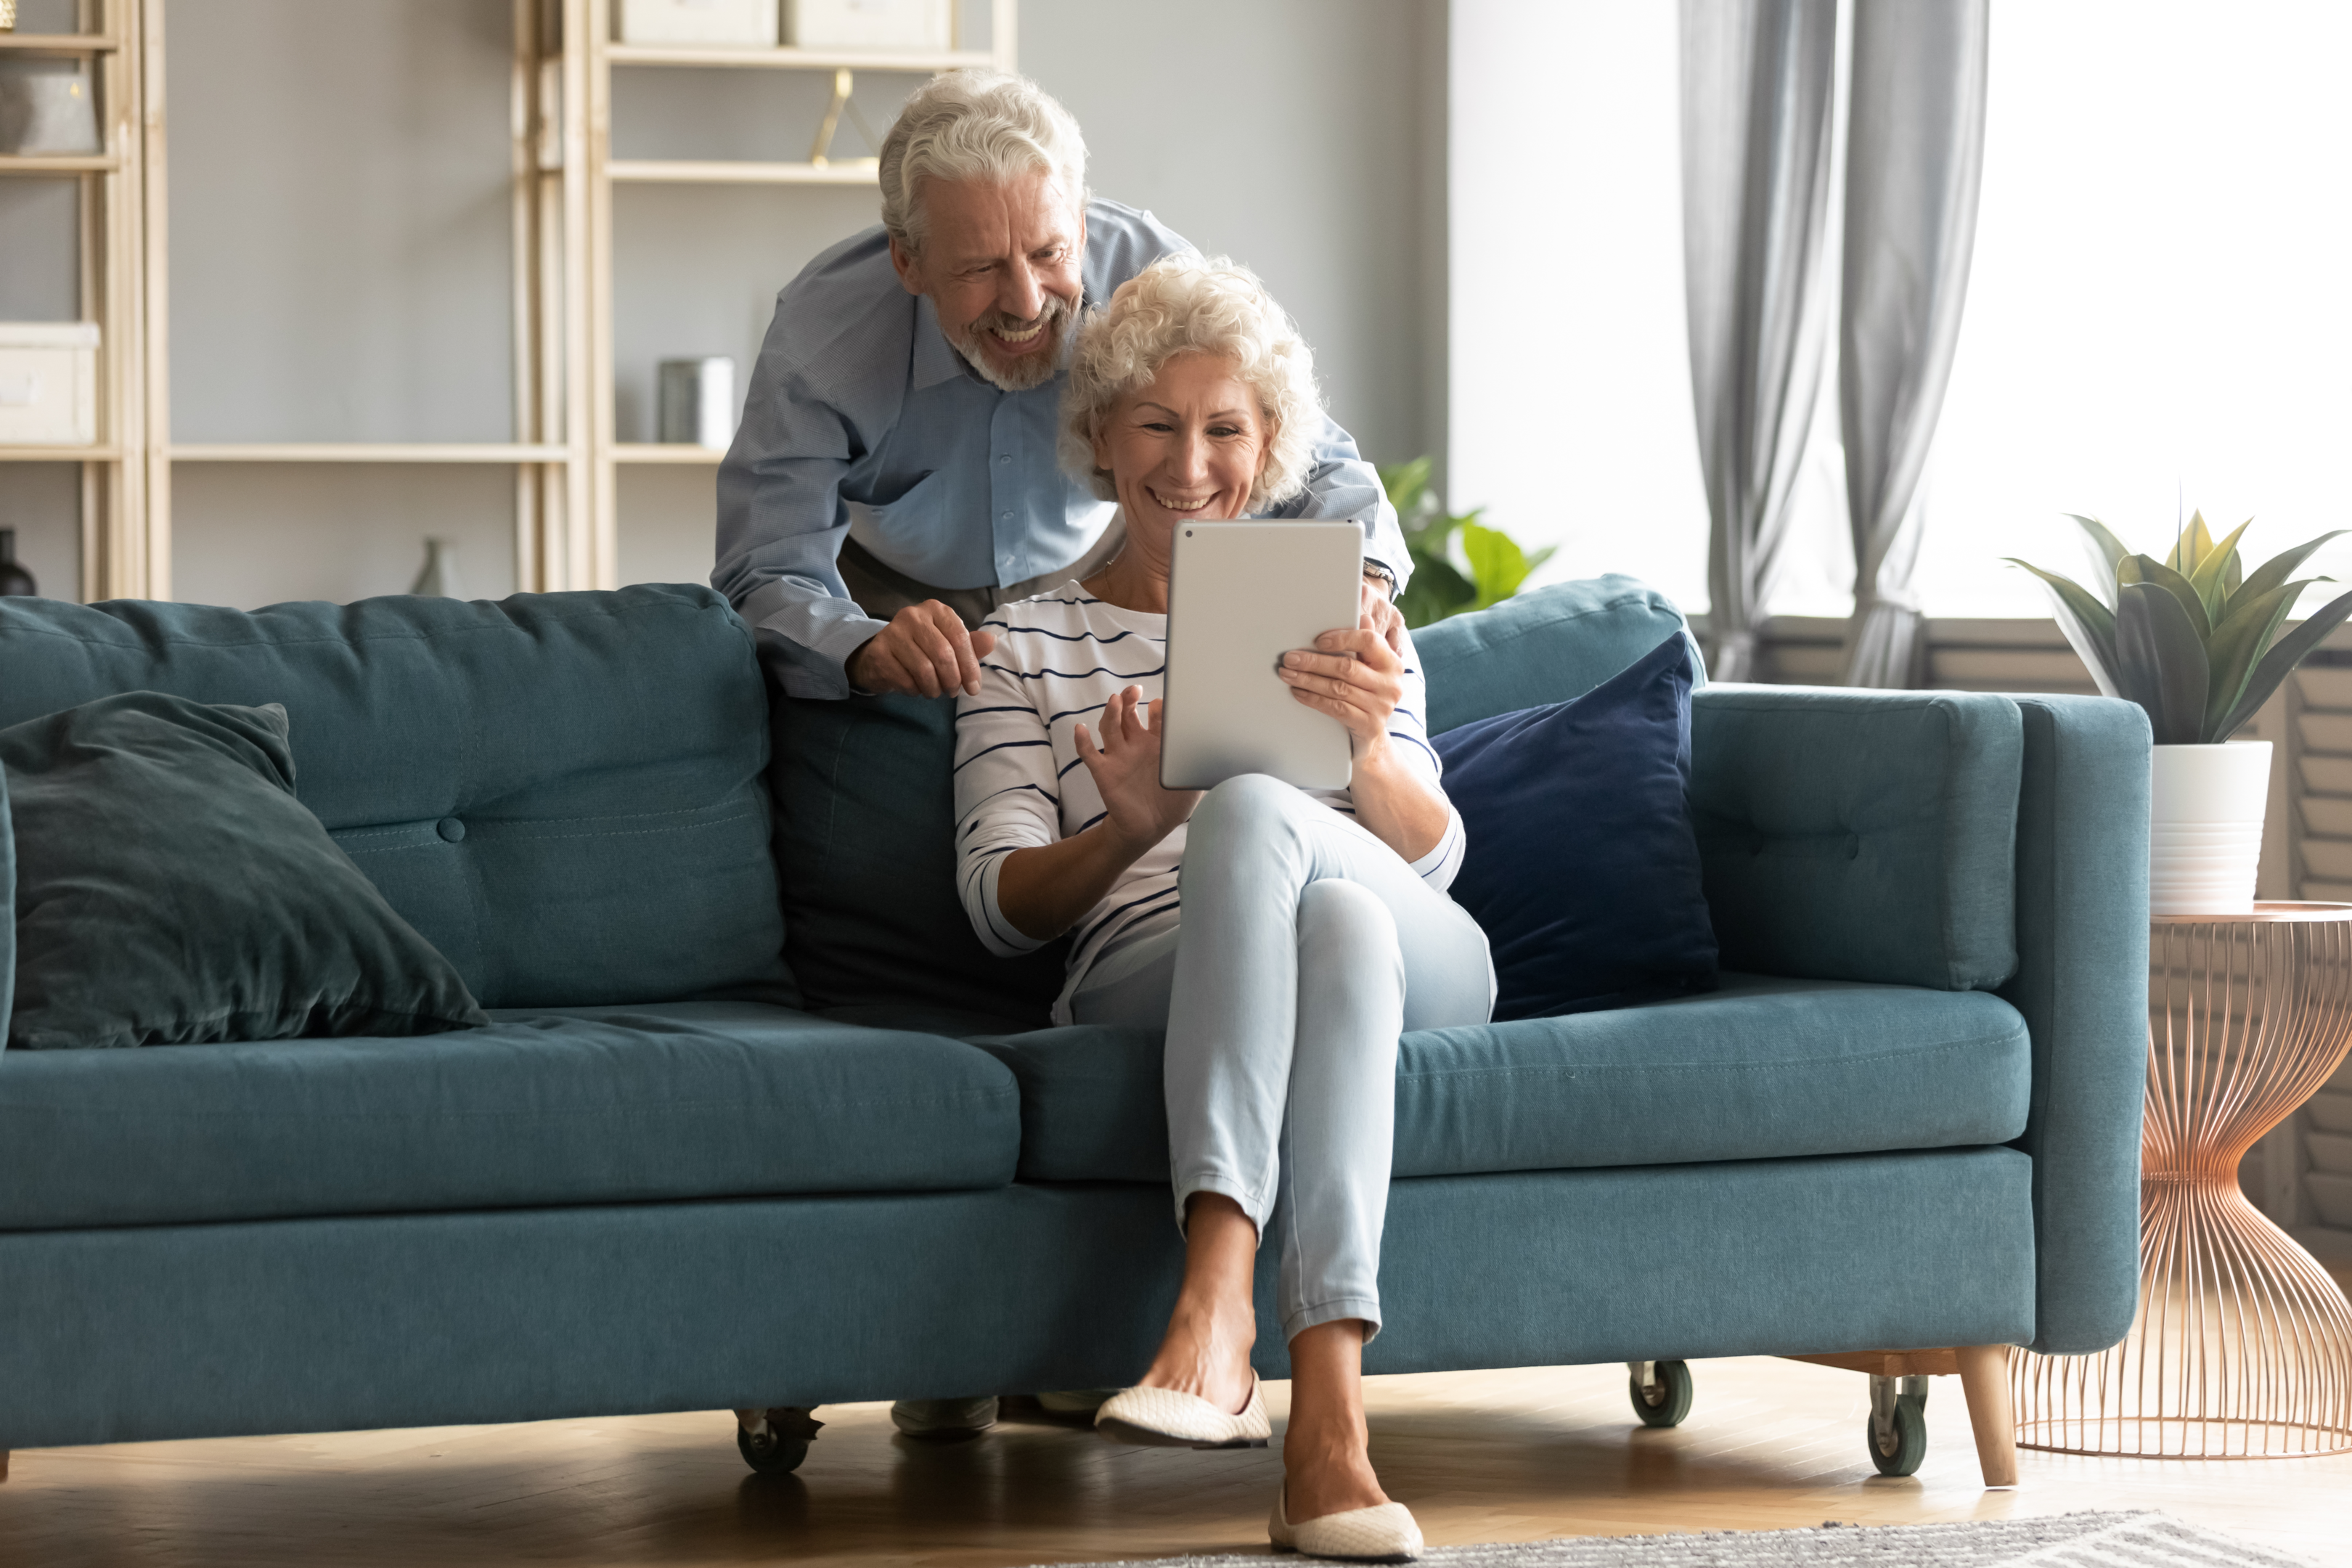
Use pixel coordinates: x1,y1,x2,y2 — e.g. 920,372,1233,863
1434,632,1718,1020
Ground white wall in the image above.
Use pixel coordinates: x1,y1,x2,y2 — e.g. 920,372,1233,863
1448,1,1708,611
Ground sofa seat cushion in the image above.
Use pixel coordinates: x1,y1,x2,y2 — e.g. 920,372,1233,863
0,1003,1018,1230
966,975,2032,1183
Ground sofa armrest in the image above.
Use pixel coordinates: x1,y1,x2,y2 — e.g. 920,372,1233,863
1998,695,2151,1355
1691,686,2023,990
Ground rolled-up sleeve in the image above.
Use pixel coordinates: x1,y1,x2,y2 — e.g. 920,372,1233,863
714,350,892,701
952,653,1062,957
1273,410,1412,598
1386,626,1466,890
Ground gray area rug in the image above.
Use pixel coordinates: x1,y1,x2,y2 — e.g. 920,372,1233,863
1029,1511,2314,1567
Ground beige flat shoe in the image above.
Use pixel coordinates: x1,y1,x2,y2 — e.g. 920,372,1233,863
1269,1485,1423,1561
1093,1373,1270,1448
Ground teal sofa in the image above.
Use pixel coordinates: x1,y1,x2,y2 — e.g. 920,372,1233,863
0,576,2149,1487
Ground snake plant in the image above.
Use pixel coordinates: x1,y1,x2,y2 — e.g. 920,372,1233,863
2008,513,2352,744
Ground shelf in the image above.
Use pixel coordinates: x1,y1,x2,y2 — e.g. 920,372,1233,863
0,444,121,462
170,443,573,464
0,33,121,54
615,443,726,465
605,158,878,186
604,43,990,72
0,153,121,175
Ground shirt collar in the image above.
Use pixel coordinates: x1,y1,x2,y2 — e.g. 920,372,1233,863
910,293,971,390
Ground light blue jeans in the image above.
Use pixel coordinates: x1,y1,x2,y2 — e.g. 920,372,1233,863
1069,774,1495,1342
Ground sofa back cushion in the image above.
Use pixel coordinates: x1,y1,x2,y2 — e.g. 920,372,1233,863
1416,575,1700,734
769,692,1069,1023
1690,687,2022,990
0,588,791,1010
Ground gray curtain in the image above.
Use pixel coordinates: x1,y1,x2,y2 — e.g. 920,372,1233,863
1681,0,1839,683
1836,1,1990,687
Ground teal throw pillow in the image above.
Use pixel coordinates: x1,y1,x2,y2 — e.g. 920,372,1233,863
3,692,489,1049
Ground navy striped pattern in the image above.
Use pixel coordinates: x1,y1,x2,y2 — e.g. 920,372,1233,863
952,579,1466,1022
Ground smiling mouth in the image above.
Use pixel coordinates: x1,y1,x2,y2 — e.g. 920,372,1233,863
987,319,1048,348
1148,488,1215,514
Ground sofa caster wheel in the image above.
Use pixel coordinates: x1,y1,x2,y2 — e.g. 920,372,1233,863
735,1407,821,1474
1866,1375,1927,1477
1627,1360,1693,1428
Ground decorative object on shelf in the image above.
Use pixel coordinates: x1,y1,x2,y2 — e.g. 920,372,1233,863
2013,905,2352,1458
658,357,737,449
0,322,99,447
616,0,777,47
786,0,951,51
2011,513,2352,915
0,57,102,156
409,538,462,600
0,528,37,597
1376,456,1554,630
0,1,16,34
808,67,881,168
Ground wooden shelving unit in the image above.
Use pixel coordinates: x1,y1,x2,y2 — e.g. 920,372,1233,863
0,0,159,600
568,0,1018,589
12,0,1012,603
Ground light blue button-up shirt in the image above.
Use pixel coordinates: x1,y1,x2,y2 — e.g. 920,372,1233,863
712,198,1408,698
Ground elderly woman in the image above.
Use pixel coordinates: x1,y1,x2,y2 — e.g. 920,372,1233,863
952,254,1493,1561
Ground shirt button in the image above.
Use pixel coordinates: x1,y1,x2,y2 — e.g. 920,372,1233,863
1000,510,1013,522
997,454,1011,465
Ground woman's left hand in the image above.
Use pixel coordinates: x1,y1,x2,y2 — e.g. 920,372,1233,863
1278,585,1409,762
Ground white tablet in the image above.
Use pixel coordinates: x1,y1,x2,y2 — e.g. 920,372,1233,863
1159,520,1363,791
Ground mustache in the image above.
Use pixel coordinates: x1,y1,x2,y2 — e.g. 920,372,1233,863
973,295,1075,335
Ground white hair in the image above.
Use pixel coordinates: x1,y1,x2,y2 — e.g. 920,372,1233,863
878,70,1087,253
1060,254,1322,512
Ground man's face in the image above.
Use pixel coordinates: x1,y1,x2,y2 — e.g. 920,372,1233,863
891,167,1086,392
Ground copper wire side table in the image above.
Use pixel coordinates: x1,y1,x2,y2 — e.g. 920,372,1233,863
2012,904,2352,1457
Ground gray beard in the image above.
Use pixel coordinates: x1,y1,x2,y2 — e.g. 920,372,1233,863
948,298,1078,392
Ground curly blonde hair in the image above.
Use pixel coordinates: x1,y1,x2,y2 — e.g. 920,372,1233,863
1059,254,1320,512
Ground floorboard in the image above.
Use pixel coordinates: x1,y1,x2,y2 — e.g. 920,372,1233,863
1,1343,2346,1567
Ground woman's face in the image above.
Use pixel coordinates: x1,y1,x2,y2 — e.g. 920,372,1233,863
1093,352,1271,549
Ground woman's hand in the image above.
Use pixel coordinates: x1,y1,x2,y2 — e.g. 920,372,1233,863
1075,686,1203,855
1277,587,1410,763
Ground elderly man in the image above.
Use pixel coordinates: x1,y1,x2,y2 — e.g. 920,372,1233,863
713,68,1408,701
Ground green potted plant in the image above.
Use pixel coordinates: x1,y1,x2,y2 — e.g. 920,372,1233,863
1376,458,1555,630
2009,513,2352,915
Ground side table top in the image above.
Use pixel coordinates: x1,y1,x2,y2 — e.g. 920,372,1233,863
2153,902,2352,925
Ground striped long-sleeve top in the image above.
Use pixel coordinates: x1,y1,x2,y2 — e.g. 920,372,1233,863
952,577,1467,1024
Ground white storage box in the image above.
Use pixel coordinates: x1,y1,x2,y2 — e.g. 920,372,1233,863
616,0,779,47
0,322,99,448
786,0,951,51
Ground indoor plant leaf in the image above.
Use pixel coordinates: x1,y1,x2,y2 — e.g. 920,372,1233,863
2067,514,2133,606
2213,584,2352,740
2115,581,2210,746
2186,517,2253,622
1460,521,1535,611
1395,555,1475,629
2234,529,2350,607
2201,577,2316,741
2006,558,2120,696
2128,555,2213,642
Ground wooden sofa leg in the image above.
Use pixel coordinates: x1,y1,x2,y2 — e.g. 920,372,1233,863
1954,1345,2018,1488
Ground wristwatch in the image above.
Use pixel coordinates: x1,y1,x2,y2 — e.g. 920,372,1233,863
1361,560,1399,600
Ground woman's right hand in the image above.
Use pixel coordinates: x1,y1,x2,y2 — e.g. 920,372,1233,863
1075,686,1202,857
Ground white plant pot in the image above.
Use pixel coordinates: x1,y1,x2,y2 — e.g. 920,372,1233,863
2149,742,2273,916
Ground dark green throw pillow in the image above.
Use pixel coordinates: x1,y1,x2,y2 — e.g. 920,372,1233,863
2,692,489,1049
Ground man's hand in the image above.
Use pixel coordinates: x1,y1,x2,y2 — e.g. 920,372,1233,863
1074,686,1201,856
848,601,1000,698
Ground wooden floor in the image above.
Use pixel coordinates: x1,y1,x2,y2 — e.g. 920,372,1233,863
3,1336,2347,1568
